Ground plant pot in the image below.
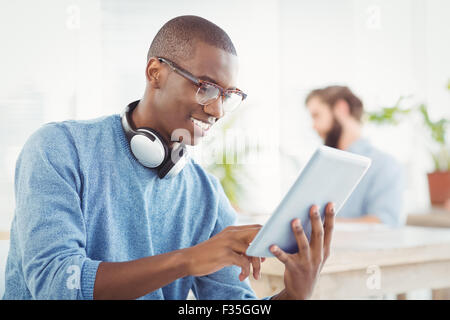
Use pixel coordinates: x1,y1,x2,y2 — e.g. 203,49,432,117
427,171,450,205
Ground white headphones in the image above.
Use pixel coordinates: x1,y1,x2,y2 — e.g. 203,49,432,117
120,100,189,179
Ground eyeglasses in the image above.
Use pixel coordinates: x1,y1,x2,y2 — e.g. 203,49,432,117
157,57,247,114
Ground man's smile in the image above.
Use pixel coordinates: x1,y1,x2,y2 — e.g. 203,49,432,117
189,116,215,132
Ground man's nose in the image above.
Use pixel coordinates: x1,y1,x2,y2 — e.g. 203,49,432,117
203,97,224,119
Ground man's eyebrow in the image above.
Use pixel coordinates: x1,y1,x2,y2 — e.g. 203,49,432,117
198,75,237,90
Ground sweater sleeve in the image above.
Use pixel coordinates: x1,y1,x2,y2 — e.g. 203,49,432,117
13,123,101,299
191,175,271,300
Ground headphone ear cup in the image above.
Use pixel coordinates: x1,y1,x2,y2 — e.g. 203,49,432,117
130,128,168,168
139,127,169,162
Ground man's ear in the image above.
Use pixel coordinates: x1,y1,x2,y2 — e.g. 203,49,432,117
145,57,162,89
333,99,350,121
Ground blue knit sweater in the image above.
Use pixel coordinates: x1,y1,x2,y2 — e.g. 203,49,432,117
3,114,259,300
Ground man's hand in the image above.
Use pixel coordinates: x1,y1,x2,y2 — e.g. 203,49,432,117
271,202,335,300
94,224,264,299
185,224,265,281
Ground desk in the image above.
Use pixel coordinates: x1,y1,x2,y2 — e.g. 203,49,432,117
0,239,10,297
407,207,450,228
249,224,450,299
0,232,9,241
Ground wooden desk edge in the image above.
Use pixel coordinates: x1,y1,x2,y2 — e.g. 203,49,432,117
0,231,10,240
261,243,450,276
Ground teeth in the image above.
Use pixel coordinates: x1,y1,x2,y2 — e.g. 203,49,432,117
190,117,211,131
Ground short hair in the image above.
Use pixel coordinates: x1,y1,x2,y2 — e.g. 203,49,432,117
305,86,364,121
147,15,237,64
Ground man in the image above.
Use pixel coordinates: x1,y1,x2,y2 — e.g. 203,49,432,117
305,85,404,227
4,16,335,300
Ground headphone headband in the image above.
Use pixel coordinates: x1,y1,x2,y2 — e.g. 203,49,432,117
120,100,141,143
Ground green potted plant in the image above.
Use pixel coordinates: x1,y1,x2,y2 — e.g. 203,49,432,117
365,81,450,206
205,112,247,210
203,105,260,211
418,103,450,205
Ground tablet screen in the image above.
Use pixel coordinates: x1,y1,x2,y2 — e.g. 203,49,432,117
246,146,371,257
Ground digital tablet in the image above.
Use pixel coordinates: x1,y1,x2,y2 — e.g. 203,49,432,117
246,146,371,258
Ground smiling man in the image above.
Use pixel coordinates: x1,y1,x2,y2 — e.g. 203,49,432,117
3,16,335,300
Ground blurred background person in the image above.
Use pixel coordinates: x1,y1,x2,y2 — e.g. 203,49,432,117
305,85,405,226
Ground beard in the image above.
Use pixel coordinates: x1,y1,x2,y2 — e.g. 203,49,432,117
324,118,342,149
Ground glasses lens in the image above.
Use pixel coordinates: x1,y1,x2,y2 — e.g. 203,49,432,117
222,92,244,112
196,83,220,105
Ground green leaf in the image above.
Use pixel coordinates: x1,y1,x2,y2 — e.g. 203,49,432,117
365,96,413,125
420,104,449,146
367,94,450,172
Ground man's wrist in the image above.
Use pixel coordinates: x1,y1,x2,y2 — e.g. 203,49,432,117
271,289,291,300
179,247,194,277
271,289,310,300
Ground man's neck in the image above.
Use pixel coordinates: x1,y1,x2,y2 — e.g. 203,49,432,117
130,96,173,148
131,97,151,129
337,120,362,151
